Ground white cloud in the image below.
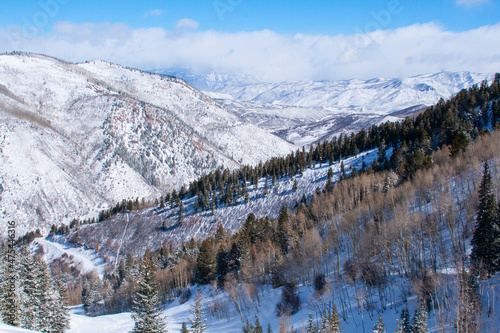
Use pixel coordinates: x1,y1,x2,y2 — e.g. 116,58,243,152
1,22,500,82
143,9,164,18
456,0,489,6
175,18,200,31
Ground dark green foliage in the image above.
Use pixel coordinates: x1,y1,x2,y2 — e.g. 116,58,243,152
470,163,500,275
276,206,291,255
276,283,300,316
87,76,500,225
178,202,184,225
195,239,216,285
215,246,229,289
395,304,411,333
130,257,167,333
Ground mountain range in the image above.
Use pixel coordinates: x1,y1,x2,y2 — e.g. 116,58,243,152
0,53,494,234
0,53,295,234
165,69,494,145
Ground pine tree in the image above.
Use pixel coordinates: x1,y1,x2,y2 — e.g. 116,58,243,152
267,323,273,333
471,162,500,275
52,279,71,333
276,206,291,254
81,274,103,317
292,179,298,192
215,246,229,290
411,299,428,333
195,239,215,285
178,202,184,225
19,250,42,330
372,314,386,333
0,247,21,327
180,322,189,333
395,304,411,333
328,305,341,333
35,257,65,332
189,291,208,333
340,161,346,180
306,312,318,333
130,257,167,333
254,317,263,333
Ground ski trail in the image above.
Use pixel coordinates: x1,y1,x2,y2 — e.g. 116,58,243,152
113,212,130,272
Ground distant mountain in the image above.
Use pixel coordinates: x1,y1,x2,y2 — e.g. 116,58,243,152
0,53,296,234
162,69,494,145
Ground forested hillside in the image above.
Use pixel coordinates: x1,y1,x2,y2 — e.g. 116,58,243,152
2,73,500,333
3,75,498,332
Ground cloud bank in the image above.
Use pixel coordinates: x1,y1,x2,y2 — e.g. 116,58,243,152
1,22,499,81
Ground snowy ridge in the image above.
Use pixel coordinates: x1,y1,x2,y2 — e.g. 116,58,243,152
0,53,296,235
165,69,494,145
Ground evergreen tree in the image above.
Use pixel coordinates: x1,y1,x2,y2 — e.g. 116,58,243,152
178,202,184,225
306,312,318,333
328,305,341,333
292,179,298,192
372,314,386,333
411,299,428,333
81,275,103,317
0,247,21,327
471,163,500,275
195,239,216,285
52,279,71,333
264,178,269,197
267,323,273,333
395,304,411,333
254,317,263,333
189,291,208,333
180,322,189,333
276,206,291,254
340,161,346,180
215,246,229,290
19,251,42,330
130,257,167,333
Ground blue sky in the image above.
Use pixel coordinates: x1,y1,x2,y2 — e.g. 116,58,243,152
1,0,498,34
0,0,499,80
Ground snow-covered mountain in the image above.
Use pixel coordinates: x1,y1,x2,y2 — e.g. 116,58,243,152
164,69,495,145
0,53,296,235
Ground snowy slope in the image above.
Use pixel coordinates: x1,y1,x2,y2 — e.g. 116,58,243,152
0,53,296,235
0,323,40,333
165,69,494,145
64,149,379,261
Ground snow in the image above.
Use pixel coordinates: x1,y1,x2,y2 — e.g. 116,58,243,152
0,53,296,235
166,69,495,145
0,323,39,333
31,238,105,277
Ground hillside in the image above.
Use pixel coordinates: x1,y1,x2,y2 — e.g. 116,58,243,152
0,53,296,234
